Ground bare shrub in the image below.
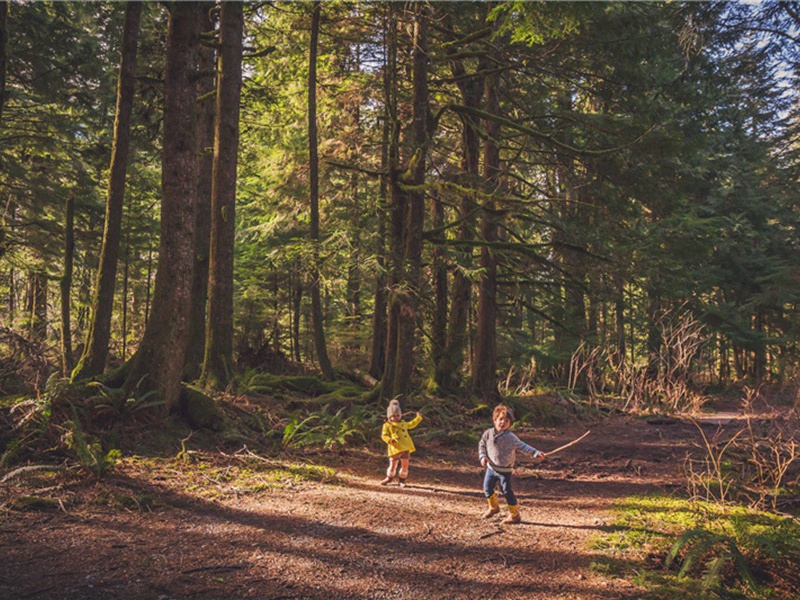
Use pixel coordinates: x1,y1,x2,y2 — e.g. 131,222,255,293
620,305,708,414
567,341,608,402
564,305,708,414
684,422,743,505
499,358,537,396
684,397,800,511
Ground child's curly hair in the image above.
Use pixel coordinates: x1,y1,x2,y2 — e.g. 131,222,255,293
493,403,514,423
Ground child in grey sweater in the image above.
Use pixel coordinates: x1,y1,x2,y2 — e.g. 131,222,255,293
478,404,546,524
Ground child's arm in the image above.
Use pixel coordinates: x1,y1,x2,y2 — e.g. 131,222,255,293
406,413,423,429
513,435,546,460
478,430,489,467
381,422,394,445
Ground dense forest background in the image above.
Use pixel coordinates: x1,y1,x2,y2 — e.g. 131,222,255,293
2,1,800,417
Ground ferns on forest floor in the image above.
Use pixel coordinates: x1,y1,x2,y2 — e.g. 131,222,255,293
591,495,800,600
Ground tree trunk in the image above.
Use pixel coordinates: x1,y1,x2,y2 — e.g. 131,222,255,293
27,271,47,343
615,279,626,368
144,243,153,323
60,195,75,376
646,290,662,378
72,1,141,380
345,66,363,336
368,50,391,382
472,40,500,401
0,0,7,126
381,3,401,399
8,268,15,326
124,2,201,413
431,189,447,378
392,3,429,398
753,308,765,381
436,53,484,394
369,30,394,380
121,239,129,360
307,1,334,380
201,0,243,389
551,92,587,380
292,265,303,362
184,3,216,381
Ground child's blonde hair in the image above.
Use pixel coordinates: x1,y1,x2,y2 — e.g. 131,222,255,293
386,399,402,419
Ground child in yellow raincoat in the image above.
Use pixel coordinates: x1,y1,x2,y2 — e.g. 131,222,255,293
380,399,422,487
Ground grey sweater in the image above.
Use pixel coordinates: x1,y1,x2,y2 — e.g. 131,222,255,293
478,428,542,473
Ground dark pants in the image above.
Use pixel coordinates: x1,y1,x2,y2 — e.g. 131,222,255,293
483,466,517,506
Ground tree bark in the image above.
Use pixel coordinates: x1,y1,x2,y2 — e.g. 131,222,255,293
377,3,398,395
615,278,626,368
60,194,75,376
201,0,243,389
436,17,486,393
184,2,216,381
26,271,47,343
292,265,303,362
121,240,129,360
391,3,429,398
431,187,447,379
0,0,7,127
124,2,200,412
472,32,500,401
72,1,141,380
307,1,335,380
367,110,389,381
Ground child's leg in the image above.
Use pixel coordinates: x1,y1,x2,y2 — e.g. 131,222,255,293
497,471,518,507
398,457,410,486
380,457,399,485
482,468,501,517
498,472,521,523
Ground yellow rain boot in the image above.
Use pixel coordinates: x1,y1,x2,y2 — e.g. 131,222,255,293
482,494,501,518
502,504,521,524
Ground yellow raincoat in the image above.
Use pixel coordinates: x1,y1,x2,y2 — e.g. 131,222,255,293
381,414,422,457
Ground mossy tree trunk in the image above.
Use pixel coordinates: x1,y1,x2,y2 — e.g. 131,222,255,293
184,2,216,381
72,1,141,381
368,95,390,381
307,1,334,380
201,0,243,389
472,17,500,401
124,2,201,413
436,8,487,393
392,3,429,398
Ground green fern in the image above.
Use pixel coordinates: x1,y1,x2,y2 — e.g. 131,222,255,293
64,419,121,477
702,555,727,591
282,413,320,447
668,527,758,593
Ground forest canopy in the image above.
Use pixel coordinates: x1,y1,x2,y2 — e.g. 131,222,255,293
1,1,799,413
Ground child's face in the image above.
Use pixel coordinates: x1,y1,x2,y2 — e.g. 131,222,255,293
493,412,511,431
388,414,401,423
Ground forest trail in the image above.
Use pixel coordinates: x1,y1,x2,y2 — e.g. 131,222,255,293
0,416,702,599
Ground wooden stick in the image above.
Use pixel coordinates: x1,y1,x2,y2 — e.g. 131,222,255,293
545,430,591,456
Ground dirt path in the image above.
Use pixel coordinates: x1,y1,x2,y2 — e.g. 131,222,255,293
0,416,701,599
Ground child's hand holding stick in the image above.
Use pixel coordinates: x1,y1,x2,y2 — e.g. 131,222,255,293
544,431,591,457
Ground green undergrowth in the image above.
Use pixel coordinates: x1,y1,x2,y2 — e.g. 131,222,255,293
1,372,595,513
590,494,800,599
234,372,364,401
